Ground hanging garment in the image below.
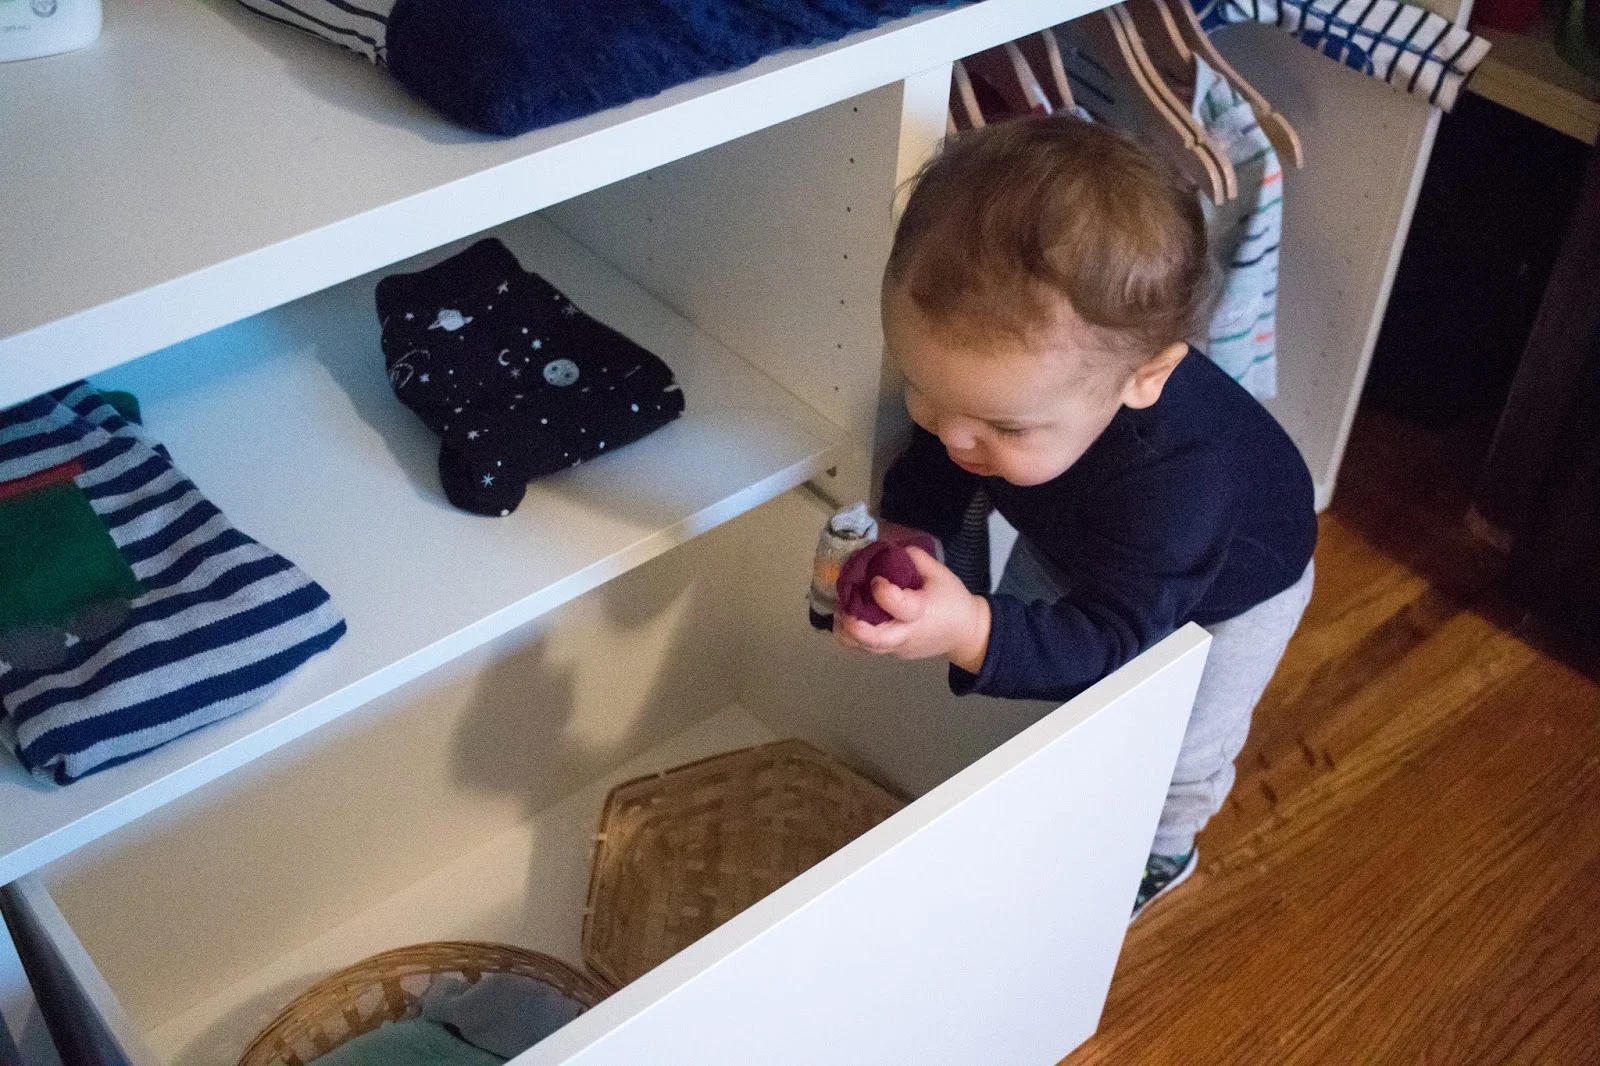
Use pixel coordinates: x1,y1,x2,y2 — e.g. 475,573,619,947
232,0,977,136
1193,56,1283,399
1192,0,1490,110
0,385,346,783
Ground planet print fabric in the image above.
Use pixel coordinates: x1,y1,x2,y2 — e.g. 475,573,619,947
376,238,686,517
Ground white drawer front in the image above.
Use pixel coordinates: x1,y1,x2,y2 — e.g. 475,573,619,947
6,625,1207,1066
526,624,1209,1066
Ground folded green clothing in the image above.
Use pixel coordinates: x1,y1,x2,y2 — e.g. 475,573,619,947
307,1019,505,1066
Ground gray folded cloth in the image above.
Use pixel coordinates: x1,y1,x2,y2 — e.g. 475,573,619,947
418,972,586,1059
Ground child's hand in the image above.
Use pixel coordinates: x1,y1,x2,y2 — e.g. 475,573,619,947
833,547,990,673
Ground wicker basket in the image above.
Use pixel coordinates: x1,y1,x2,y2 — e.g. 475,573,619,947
582,739,904,988
237,941,611,1066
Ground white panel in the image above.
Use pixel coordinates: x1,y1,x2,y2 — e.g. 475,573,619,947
873,63,960,495
545,87,904,505
1218,24,1443,506
0,879,157,1066
521,626,1209,1066
14,710,775,1066
0,939,24,1062
0,215,839,888
0,928,57,1066
40,518,750,1038
0,0,1116,407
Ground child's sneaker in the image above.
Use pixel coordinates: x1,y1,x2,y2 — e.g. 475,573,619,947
1131,849,1197,921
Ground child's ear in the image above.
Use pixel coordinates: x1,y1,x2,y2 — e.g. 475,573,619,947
1119,343,1189,409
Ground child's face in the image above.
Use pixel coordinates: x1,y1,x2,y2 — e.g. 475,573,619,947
884,286,1177,487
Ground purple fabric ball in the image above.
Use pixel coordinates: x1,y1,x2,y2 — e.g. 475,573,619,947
836,540,924,625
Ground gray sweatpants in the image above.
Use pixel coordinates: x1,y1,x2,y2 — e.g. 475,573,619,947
998,538,1315,858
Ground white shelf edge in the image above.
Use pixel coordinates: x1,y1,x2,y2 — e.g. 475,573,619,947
0,0,1108,409
0,459,825,891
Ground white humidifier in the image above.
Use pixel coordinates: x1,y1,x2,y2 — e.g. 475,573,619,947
0,0,101,62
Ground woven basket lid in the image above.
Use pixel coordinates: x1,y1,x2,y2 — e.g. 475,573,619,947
582,739,903,988
237,941,611,1066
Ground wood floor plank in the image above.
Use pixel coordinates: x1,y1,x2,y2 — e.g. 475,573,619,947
1060,410,1600,1065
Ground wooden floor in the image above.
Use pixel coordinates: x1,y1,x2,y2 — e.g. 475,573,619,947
1065,411,1600,1065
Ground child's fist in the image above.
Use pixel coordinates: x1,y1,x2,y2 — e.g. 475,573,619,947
833,547,991,673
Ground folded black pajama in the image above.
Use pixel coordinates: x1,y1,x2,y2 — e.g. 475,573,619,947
376,238,685,516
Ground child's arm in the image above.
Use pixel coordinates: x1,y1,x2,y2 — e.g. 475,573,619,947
834,547,990,673
846,448,1248,702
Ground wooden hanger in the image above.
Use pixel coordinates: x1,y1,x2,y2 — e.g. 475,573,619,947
1110,4,1237,200
1013,31,1078,112
1051,12,1233,203
950,59,986,130
1122,0,1196,89
1002,40,1055,115
1157,0,1304,167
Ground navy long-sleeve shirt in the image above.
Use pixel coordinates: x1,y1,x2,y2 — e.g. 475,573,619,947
879,350,1317,703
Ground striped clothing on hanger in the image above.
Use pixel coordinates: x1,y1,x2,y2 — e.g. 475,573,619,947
1194,57,1282,399
0,385,346,783
1192,0,1490,110
1041,42,1280,396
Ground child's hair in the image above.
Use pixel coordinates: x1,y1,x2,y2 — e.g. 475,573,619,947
886,115,1210,363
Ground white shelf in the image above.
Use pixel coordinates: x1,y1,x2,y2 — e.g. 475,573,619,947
0,0,1103,409
0,215,841,886
1472,12,1600,143
73,706,778,1065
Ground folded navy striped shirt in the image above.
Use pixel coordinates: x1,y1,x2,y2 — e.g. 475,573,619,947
0,385,346,783
1193,0,1490,110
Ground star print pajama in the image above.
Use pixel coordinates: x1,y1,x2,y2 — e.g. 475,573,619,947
376,238,685,516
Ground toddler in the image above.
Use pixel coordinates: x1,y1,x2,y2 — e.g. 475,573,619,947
835,115,1317,917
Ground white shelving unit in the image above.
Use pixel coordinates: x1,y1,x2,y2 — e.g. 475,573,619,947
0,214,841,887
0,0,1468,1060
0,0,1098,407
138,707,781,1066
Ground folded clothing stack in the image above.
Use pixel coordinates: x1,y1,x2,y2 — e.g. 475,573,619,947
0,384,346,783
377,238,685,517
232,0,971,136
